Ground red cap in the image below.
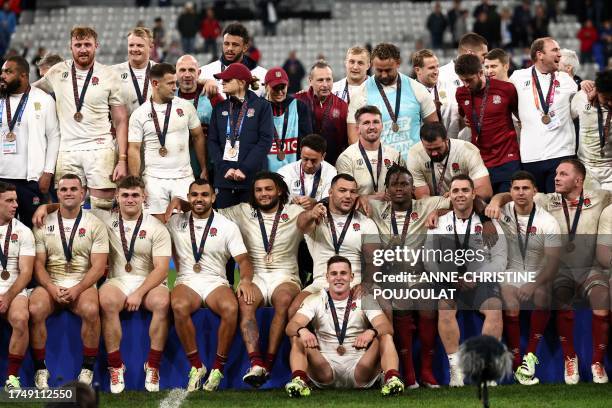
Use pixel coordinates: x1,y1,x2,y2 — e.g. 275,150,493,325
265,67,289,88
214,63,252,82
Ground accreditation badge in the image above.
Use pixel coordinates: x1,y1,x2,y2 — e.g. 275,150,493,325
2,131,17,154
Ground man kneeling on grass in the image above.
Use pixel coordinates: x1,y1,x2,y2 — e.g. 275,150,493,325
284,255,404,397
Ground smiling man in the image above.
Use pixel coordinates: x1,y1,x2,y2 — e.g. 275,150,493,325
510,37,579,193
32,26,128,213
332,46,371,104
284,255,404,397
264,67,313,172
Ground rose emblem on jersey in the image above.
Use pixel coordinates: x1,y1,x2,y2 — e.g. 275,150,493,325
139,230,147,239
452,163,460,172
78,228,86,237
529,226,537,234
584,198,591,207
176,108,184,117
209,227,217,237
474,225,483,234
492,95,502,105
91,77,99,86
281,213,289,222
349,301,357,311
10,233,18,242
352,223,360,231
332,109,340,118
554,80,560,87
384,158,391,168
410,212,418,220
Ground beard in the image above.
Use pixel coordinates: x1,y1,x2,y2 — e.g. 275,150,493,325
0,78,20,95
257,195,279,211
430,150,448,162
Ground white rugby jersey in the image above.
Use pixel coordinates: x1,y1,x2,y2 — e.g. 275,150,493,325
0,218,35,292
277,160,337,201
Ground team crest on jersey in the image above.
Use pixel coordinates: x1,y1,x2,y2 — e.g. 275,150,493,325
451,163,460,172
474,225,483,234
353,223,360,231
384,158,391,168
176,108,184,117
332,109,340,118
34,102,41,111
440,90,447,98
78,228,86,237
10,233,18,243
464,100,470,106
210,227,217,236
91,77,99,86
584,198,592,207
33,197,40,206
492,95,502,105
281,213,289,222
410,212,418,220
121,73,128,80
528,226,537,235
62,72,69,79
349,300,357,311
247,108,255,117
139,230,147,239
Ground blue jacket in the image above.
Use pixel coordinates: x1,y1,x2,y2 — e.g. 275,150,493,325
208,90,274,190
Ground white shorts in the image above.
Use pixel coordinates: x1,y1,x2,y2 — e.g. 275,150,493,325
103,275,168,297
310,351,379,389
55,148,117,189
0,284,28,299
175,274,229,306
587,165,612,191
143,175,194,215
52,278,85,289
252,272,300,306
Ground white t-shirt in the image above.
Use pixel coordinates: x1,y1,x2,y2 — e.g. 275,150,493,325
407,139,489,196
219,203,305,276
297,290,383,355
128,96,200,179
0,218,35,291
167,211,247,280
92,210,171,279
1,93,30,178
112,61,155,117
571,90,612,168
335,142,405,195
199,60,267,98
497,201,562,273
38,60,123,151
437,61,462,139
332,77,362,104
509,67,578,163
277,160,337,201
347,76,436,124
306,210,379,284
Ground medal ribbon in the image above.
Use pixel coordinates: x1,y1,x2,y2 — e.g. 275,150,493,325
189,212,215,264
375,76,402,127
433,85,442,121
119,213,143,265
531,67,556,116
129,62,150,105
561,192,584,245
327,206,355,254
596,101,611,157
452,211,474,250
5,87,30,132
57,209,83,264
342,81,350,104
256,205,283,255
430,140,451,196
150,99,172,148
225,100,249,147
71,62,94,116
513,204,536,270
390,207,411,243
327,290,353,346
300,164,322,198
469,78,490,141
273,108,290,156
0,221,12,272
358,142,383,192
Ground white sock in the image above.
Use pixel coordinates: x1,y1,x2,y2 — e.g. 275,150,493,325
448,352,458,366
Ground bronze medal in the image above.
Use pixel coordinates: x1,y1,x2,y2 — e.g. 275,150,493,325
277,151,286,161
264,253,273,264
5,132,16,142
566,242,575,252
159,146,168,157
125,263,133,273
391,122,400,132
228,147,237,158
193,263,202,273
1,269,9,280
541,115,551,124
337,345,346,355
74,112,83,122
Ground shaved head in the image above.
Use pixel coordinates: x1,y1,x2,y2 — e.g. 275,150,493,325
176,54,199,67
176,54,201,93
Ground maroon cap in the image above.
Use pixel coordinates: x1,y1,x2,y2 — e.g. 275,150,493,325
214,63,252,82
265,67,289,88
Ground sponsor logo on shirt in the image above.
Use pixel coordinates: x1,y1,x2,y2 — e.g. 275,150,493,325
121,73,128,80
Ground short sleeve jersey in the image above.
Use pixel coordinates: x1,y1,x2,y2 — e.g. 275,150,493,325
277,160,337,201
0,218,35,289
128,96,200,179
